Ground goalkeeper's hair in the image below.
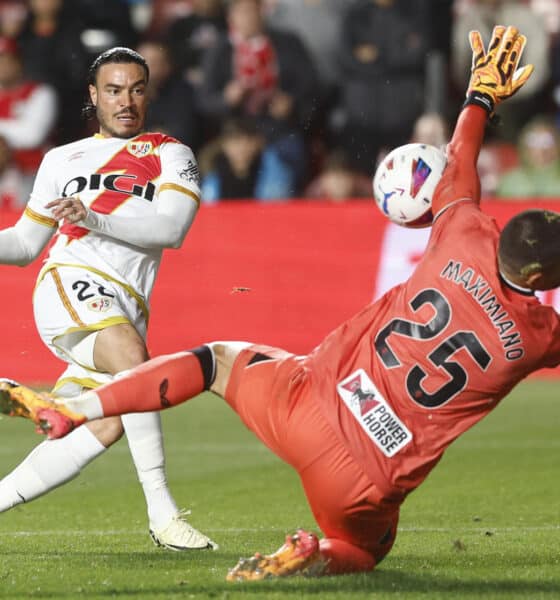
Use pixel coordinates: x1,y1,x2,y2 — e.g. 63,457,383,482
82,47,149,120
498,210,560,290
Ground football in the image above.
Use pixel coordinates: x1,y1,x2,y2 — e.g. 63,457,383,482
372,143,447,228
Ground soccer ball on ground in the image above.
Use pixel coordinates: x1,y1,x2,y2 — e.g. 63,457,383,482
372,143,447,228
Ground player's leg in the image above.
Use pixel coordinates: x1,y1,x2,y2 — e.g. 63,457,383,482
228,452,397,579
60,341,248,420
92,323,217,550
0,334,241,508
297,441,399,574
221,354,399,579
0,268,136,515
0,266,213,548
0,338,216,547
0,275,126,511
50,268,215,549
0,365,118,512
283,396,399,573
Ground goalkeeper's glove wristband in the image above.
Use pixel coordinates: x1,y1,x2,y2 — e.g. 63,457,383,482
463,90,495,115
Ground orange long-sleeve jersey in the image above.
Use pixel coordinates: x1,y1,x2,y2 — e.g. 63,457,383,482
305,106,560,504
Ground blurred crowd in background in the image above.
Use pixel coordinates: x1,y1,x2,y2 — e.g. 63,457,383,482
0,0,559,208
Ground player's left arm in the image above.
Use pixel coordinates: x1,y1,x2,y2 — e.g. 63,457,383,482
432,25,534,217
47,144,200,249
431,105,486,217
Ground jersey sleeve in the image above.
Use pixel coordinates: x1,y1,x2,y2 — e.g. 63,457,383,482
158,141,201,207
431,105,487,217
0,150,57,264
26,149,62,219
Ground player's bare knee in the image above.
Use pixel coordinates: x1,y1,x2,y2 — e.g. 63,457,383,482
85,416,124,447
94,324,149,374
207,341,250,397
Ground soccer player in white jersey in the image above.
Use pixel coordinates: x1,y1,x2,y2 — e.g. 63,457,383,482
0,47,216,550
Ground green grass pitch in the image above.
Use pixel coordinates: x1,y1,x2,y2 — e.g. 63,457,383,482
0,381,558,599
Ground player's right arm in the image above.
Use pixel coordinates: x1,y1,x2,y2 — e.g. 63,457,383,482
0,150,58,266
0,210,56,265
432,25,533,217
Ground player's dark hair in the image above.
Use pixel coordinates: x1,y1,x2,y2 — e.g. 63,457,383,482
82,47,150,120
498,209,560,290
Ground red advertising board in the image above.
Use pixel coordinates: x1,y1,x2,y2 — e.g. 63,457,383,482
0,199,558,383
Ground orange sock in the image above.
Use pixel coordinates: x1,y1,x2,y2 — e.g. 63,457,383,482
319,538,376,574
96,350,212,417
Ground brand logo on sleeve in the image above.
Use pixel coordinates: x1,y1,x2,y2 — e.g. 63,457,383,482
337,369,412,457
179,159,199,184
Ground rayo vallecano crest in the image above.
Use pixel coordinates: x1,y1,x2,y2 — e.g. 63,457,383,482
127,140,153,158
337,369,412,457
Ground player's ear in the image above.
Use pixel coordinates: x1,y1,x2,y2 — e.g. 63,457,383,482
522,266,560,291
524,270,544,290
89,84,97,106
525,266,560,291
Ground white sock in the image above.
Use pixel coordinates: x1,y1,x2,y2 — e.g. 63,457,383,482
121,411,179,530
63,390,104,420
0,425,105,512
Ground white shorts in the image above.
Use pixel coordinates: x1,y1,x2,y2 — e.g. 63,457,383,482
52,363,114,397
33,265,148,372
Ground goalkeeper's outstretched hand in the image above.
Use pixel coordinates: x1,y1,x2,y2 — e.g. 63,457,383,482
464,25,534,115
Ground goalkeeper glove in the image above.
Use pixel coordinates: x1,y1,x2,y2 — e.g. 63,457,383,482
464,25,534,116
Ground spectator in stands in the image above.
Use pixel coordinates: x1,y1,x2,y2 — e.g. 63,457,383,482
201,117,295,202
16,0,88,142
0,134,33,207
264,0,353,93
136,39,199,149
476,140,519,198
495,117,560,199
330,0,435,173
75,0,138,59
145,0,192,37
304,148,371,201
451,0,550,140
0,36,57,178
198,0,320,191
375,110,450,170
539,1,560,127
165,0,226,87
0,1,27,38
530,0,560,39
410,111,449,149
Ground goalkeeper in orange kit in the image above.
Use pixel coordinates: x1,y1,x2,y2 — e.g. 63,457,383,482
3,26,557,583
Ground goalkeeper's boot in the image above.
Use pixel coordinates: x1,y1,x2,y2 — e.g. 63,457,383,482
226,529,326,582
150,510,218,551
0,378,86,439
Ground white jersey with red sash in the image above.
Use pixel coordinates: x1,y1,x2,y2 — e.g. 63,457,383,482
25,132,200,306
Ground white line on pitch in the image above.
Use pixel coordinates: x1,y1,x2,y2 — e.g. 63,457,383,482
2,525,560,536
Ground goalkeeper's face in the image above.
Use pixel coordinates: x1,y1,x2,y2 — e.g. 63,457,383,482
89,62,148,139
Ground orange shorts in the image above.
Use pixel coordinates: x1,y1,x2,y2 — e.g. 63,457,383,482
224,344,399,563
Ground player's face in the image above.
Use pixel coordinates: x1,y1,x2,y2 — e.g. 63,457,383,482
89,62,148,139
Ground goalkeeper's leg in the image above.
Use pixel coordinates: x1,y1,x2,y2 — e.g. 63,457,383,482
298,444,399,575
220,347,400,578
58,342,246,423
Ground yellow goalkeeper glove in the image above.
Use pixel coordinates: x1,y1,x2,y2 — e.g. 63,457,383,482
464,25,534,115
